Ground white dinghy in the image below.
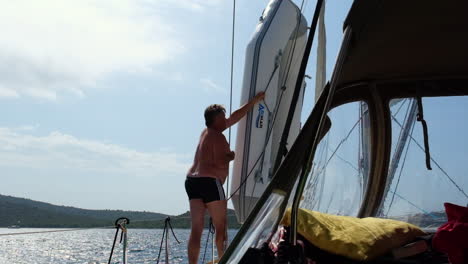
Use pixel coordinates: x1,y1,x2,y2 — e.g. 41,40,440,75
230,0,308,223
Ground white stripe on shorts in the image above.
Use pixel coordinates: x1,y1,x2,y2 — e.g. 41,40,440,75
215,179,225,200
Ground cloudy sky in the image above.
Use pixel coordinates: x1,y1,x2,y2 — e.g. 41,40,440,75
0,0,354,215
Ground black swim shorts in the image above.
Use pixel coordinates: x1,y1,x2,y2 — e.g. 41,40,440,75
185,176,226,203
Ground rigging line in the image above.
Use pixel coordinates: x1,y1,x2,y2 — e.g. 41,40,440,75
328,146,359,172
229,41,280,211
237,0,307,206
240,68,284,215
317,149,363,206
391,115,468,200
246,175,259,215
307,175,321,209
155,221,167,264
201,219,215,264
317,115,362,175
244,0,312,210
306,134,329,208
393,98,408,117
228,0,236,147
280,0,307,90
228,89,286,201
388,190,437,219
108,226,122,264
305,137,328,202
237,0,309,216
244,81,284,212
260,64,280,114
241,90,287,216
0,226,114,237
155,217,180,264
386,117,416,216
290,1,331,244
272,0,307,172
227,0,236,198
166,218,181,244
316,133,328,161
312,138,328,178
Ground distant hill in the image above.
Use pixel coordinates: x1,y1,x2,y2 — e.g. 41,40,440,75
0,194,241,229
389,211,447,229
131,210,241,229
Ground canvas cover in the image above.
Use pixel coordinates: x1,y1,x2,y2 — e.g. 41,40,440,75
338,0,468,88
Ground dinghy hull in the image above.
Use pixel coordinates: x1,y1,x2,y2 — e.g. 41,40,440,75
230,0,308,223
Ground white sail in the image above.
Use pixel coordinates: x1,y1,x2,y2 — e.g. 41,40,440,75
315,1,327,102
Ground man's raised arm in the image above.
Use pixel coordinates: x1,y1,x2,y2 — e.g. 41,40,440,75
225,91,265,129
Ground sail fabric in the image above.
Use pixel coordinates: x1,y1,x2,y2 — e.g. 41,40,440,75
314,1,326,102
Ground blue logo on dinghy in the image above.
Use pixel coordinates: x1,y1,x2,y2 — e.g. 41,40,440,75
256,104,265,128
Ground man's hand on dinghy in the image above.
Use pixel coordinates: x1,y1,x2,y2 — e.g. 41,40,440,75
253,91,266,103
225,91,266,129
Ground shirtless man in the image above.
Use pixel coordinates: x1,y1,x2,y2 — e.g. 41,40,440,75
185,91,265,264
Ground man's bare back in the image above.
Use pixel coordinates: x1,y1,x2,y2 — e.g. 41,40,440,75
187,128,233,183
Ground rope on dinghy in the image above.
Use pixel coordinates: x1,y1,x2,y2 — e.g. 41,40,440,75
243,0,317,215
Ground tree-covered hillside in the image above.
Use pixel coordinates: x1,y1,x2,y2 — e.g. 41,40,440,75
0,194,240,228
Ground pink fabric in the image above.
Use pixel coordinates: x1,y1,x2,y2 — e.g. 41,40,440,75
432,203,468,264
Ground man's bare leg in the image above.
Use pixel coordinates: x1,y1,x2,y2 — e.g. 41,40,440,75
206,199,227,260
188,199,206,264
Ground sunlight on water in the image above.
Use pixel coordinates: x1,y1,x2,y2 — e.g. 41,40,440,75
0,228,238,264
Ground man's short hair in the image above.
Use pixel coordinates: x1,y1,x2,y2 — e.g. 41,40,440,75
204,104,225,127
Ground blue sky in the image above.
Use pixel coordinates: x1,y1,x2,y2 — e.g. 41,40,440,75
0,0,354,215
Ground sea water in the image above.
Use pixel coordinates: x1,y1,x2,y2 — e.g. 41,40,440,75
0,228,238,264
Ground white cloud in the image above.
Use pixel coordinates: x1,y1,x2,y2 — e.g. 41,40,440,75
156,0,223,12
16,125,39,131
0,86,19,98
0,0,200,100
0,127,190,176
200,78,226,94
